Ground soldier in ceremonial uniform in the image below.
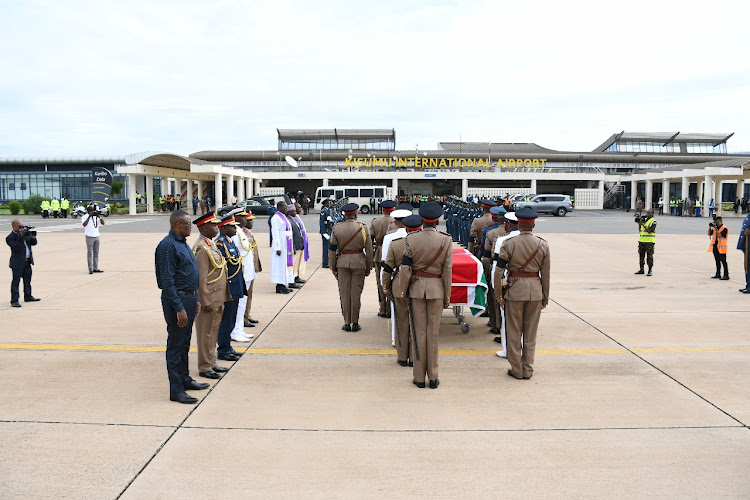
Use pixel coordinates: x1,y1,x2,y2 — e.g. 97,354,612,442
495,208,550,380
371,200,397,318
468,199,495,256
215,215,247,361
381,210,418,365
191,212,232,380
242,212,262,325
329,203,373,332
397,203,452,389
480,206,506,332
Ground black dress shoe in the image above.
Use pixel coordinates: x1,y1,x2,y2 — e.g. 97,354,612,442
230,350,242,357
294,277,306,284
322,265,330,268
507,369,523,380
413,379,425,388
635,269,645,275
199,370,221,379
397,360,408,367
720,276,730,280
288,283,301,289
494,336,503,343
429,379,439,389
10,302,21,308
212,365,230,373
244,322,256,327
342,324,352,332
711,274,721,279
184,380,210,390
490,328,500,334
278,288,291,294
351,323,361,332
247,319,259,324
218,354,240,361
742,288,750,294
93,269,103,273
24,296,40,302
170,392,198,404
89,270,93,274
378,312,388,318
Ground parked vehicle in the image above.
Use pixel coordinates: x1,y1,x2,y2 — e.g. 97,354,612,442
314,185,392,213
71,201,110,218
217,194,292,217
515,194,573,216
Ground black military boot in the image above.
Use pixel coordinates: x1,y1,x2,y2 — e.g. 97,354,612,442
647,267,653,276
635,266,645,275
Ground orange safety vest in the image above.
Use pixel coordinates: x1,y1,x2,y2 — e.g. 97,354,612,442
707,226,729,254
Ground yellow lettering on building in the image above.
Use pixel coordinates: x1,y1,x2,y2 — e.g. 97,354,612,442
345,158,352,167
439,159,447,168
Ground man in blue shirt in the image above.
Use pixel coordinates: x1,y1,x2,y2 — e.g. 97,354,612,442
155,210,208,404
320,199,332,268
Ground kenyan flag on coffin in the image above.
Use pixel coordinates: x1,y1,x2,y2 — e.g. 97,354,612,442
450,248,488,316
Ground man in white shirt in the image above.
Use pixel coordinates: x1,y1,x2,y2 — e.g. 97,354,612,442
82,205,105,274
491,212,520,357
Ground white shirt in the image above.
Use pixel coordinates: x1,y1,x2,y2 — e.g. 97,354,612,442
491,230,520,288
380,227,407,283
82,214,100,237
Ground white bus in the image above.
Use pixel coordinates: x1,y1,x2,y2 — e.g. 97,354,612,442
314,185,392,214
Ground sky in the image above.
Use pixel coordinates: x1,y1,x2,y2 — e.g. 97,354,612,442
1,0,749,156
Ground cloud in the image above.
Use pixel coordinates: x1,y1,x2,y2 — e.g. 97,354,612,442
1,0,749,155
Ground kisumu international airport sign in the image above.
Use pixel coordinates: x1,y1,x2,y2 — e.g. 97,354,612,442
344,157,547,169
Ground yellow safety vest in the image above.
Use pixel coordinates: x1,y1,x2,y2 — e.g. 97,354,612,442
50,199,60,210
639,218,656,243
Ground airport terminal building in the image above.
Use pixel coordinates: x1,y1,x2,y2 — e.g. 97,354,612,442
1,129,748,215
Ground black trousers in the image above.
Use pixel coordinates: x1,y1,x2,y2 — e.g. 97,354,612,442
713,246,728,276
161,293,197,395
217,298,239,357
10,261,32,304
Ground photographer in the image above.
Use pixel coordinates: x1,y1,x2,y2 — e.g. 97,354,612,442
82,205,105,274
708,217,729,280
635,208,657,276
6,219,40,307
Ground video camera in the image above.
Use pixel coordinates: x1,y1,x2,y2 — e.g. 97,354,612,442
20,225,37,237
634,215,645,224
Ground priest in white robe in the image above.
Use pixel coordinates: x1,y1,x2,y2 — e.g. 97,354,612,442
270,201,294,294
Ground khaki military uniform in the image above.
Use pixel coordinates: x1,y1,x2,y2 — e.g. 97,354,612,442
329,220,373,325
498,232,550,379
192,236,230,373
398,228,453,383
469,212,494,255
382,236,411,363
482,225,506,331
370,215,395,315
243,227,262,323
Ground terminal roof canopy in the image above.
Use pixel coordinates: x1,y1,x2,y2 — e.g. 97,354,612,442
438,142,559,154
277,128,396,140
593,131,734,152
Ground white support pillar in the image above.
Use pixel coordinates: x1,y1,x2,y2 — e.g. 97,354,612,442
237,176,245,201
703,175,712,217
392,178,398,200
645,179,653,211
160,177,168,198
196,179,203,200
227,174,235,204
598,180,605,209
127,174,137,215
146,175,154,215
461,178,469,200
662,179,670,214
245,177,253,198
530,179,537,194
215,173,223,209
681,177,689,201
738,178,745,209
323,178,329,187
254,179,261,195
630,180,637,210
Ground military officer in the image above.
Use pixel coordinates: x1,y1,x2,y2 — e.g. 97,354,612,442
242,212,262,325
215,215,247,361
397,203,452,389
491,212,520,350
371,200,397,318
496,208,550,380
329,203,373,332
381,210,418,365
191,212,232,380
468,199,495,256
480,206,506,332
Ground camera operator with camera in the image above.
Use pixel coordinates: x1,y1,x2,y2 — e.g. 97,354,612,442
635,208,657,276
6,219,40,307
82,204,105,274
708,217,729,280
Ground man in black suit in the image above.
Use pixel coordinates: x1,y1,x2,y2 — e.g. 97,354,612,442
6,219,41,307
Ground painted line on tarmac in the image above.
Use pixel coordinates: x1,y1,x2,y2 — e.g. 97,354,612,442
1,343,749,356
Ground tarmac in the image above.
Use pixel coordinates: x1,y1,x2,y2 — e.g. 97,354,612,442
1,210,749,498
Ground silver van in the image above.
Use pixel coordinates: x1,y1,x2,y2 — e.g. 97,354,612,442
516,194,573,216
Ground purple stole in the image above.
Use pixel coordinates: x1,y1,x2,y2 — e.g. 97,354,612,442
294,215,310,262
275,212,293,267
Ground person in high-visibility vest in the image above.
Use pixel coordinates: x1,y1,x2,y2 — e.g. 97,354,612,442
41,199,51,218
695,199,702,218
159,195,166,211
635,208,657,276
669,198,676,216
50,197,60,218
60,198,69,218
708,217,729,280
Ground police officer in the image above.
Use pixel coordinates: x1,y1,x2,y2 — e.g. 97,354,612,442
60,197,69,218
320,199,332,268
398,203,452,389
635,208,657,276
496,207,550,380
329,203,373,331
215,215,247,361
371,200,397,318
191,212,231,380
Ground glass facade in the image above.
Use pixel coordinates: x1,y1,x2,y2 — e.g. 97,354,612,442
0,168,127,203
605,141,727,154
279,137,395,151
